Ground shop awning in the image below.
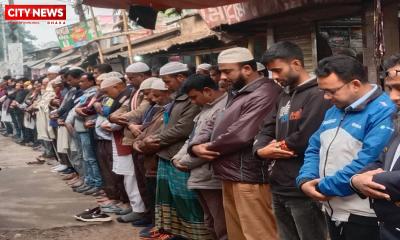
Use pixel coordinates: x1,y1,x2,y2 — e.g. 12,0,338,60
82,0,246,10
23,58,48,68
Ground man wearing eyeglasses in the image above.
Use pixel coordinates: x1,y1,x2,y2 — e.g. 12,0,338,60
350,54,400,240
297,55,396,240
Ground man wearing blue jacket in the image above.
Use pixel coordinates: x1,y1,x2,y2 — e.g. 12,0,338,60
296,55,396,240
351,54,400,240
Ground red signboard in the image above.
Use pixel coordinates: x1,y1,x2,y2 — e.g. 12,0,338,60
199,0,359,28
4,5,66,21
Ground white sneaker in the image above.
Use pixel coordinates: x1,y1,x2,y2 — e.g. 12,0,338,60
51,164,62,170
51,164,67,172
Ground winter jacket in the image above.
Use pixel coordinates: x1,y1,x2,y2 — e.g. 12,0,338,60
253,77,332,196
297,85,396,222
109,87,150,146
352,131,400,227
174,93,228,190
67,86,98,133
57,87,83,120
190,77,280,183
157,93,201,161
135,105,166,177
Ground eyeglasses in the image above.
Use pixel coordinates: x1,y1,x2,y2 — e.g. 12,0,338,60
319,83,347,96
385,70,400,79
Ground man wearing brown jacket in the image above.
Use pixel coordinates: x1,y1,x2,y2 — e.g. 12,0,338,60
190,47,280,240
139,62,211,240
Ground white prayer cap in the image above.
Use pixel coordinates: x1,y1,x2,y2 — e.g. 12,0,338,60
139,77,156,90
105,71,124,79
53,76,63,85
218,47,254,64
47,65,61,74
100,76,123,89
151,78,168,91
96,73,108,82
159,62,188,76
69,66,85,71
196,63,212,71
126,62,150,73
257,62,266,72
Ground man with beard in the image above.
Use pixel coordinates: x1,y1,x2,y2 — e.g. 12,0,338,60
297,55,396,240
351,54,400,240
190,47,280,240
253,41,330,240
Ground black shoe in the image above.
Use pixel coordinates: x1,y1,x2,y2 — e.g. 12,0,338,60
78,211,112,222
74,207,100,220
76,185,93,193
83,187,101,195
131,217,152,227
59,167,75,174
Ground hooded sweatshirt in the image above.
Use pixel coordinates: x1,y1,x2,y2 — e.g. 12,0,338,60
253,77,331,196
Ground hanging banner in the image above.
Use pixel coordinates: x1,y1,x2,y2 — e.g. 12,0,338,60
8,43,23,76
55,19,101,51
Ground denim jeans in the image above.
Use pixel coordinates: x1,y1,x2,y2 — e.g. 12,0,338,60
42,140,55,157
4,122,13,134
272,193,327,240
78,132,103,188
10,112,23,139
68,136,85,177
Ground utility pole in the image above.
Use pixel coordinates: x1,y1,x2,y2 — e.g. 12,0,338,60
75,0,86,22
89,6,104,63
122,10,133,64
74,0,89,65
0,5,8,62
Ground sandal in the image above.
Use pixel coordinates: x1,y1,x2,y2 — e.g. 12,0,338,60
26,159,45,165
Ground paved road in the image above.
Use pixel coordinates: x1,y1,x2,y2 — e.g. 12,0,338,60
0,136,139,239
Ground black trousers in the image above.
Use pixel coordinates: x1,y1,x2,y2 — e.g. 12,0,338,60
326,214,379,240
95,139,128,202
380,222,400,240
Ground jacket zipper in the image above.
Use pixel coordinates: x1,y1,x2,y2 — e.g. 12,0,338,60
323,112,346,217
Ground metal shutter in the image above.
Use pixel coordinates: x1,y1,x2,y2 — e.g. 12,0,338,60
274,23,316,73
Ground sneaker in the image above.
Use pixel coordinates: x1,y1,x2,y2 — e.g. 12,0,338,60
116,211,145,223
59,167,74,174
51,164,62,170
83,187,101,195
139,227,160,238
76,185,93,193
75,185,92,193
74,207,100,220
131,217,152,227
115,207,132,216
51,164,67,172
78,211,112,222
101,204,125,214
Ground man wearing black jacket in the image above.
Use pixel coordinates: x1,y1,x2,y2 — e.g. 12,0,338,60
253,41,331,240
351,54,400,240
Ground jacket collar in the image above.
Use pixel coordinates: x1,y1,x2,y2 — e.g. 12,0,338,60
286,76,317,94
206,92,228,107
83,86,98,94
175,93,189,101
236,77,270,95
345,84,381,112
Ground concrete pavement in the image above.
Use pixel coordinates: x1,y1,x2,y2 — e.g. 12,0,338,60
0,135,139,239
